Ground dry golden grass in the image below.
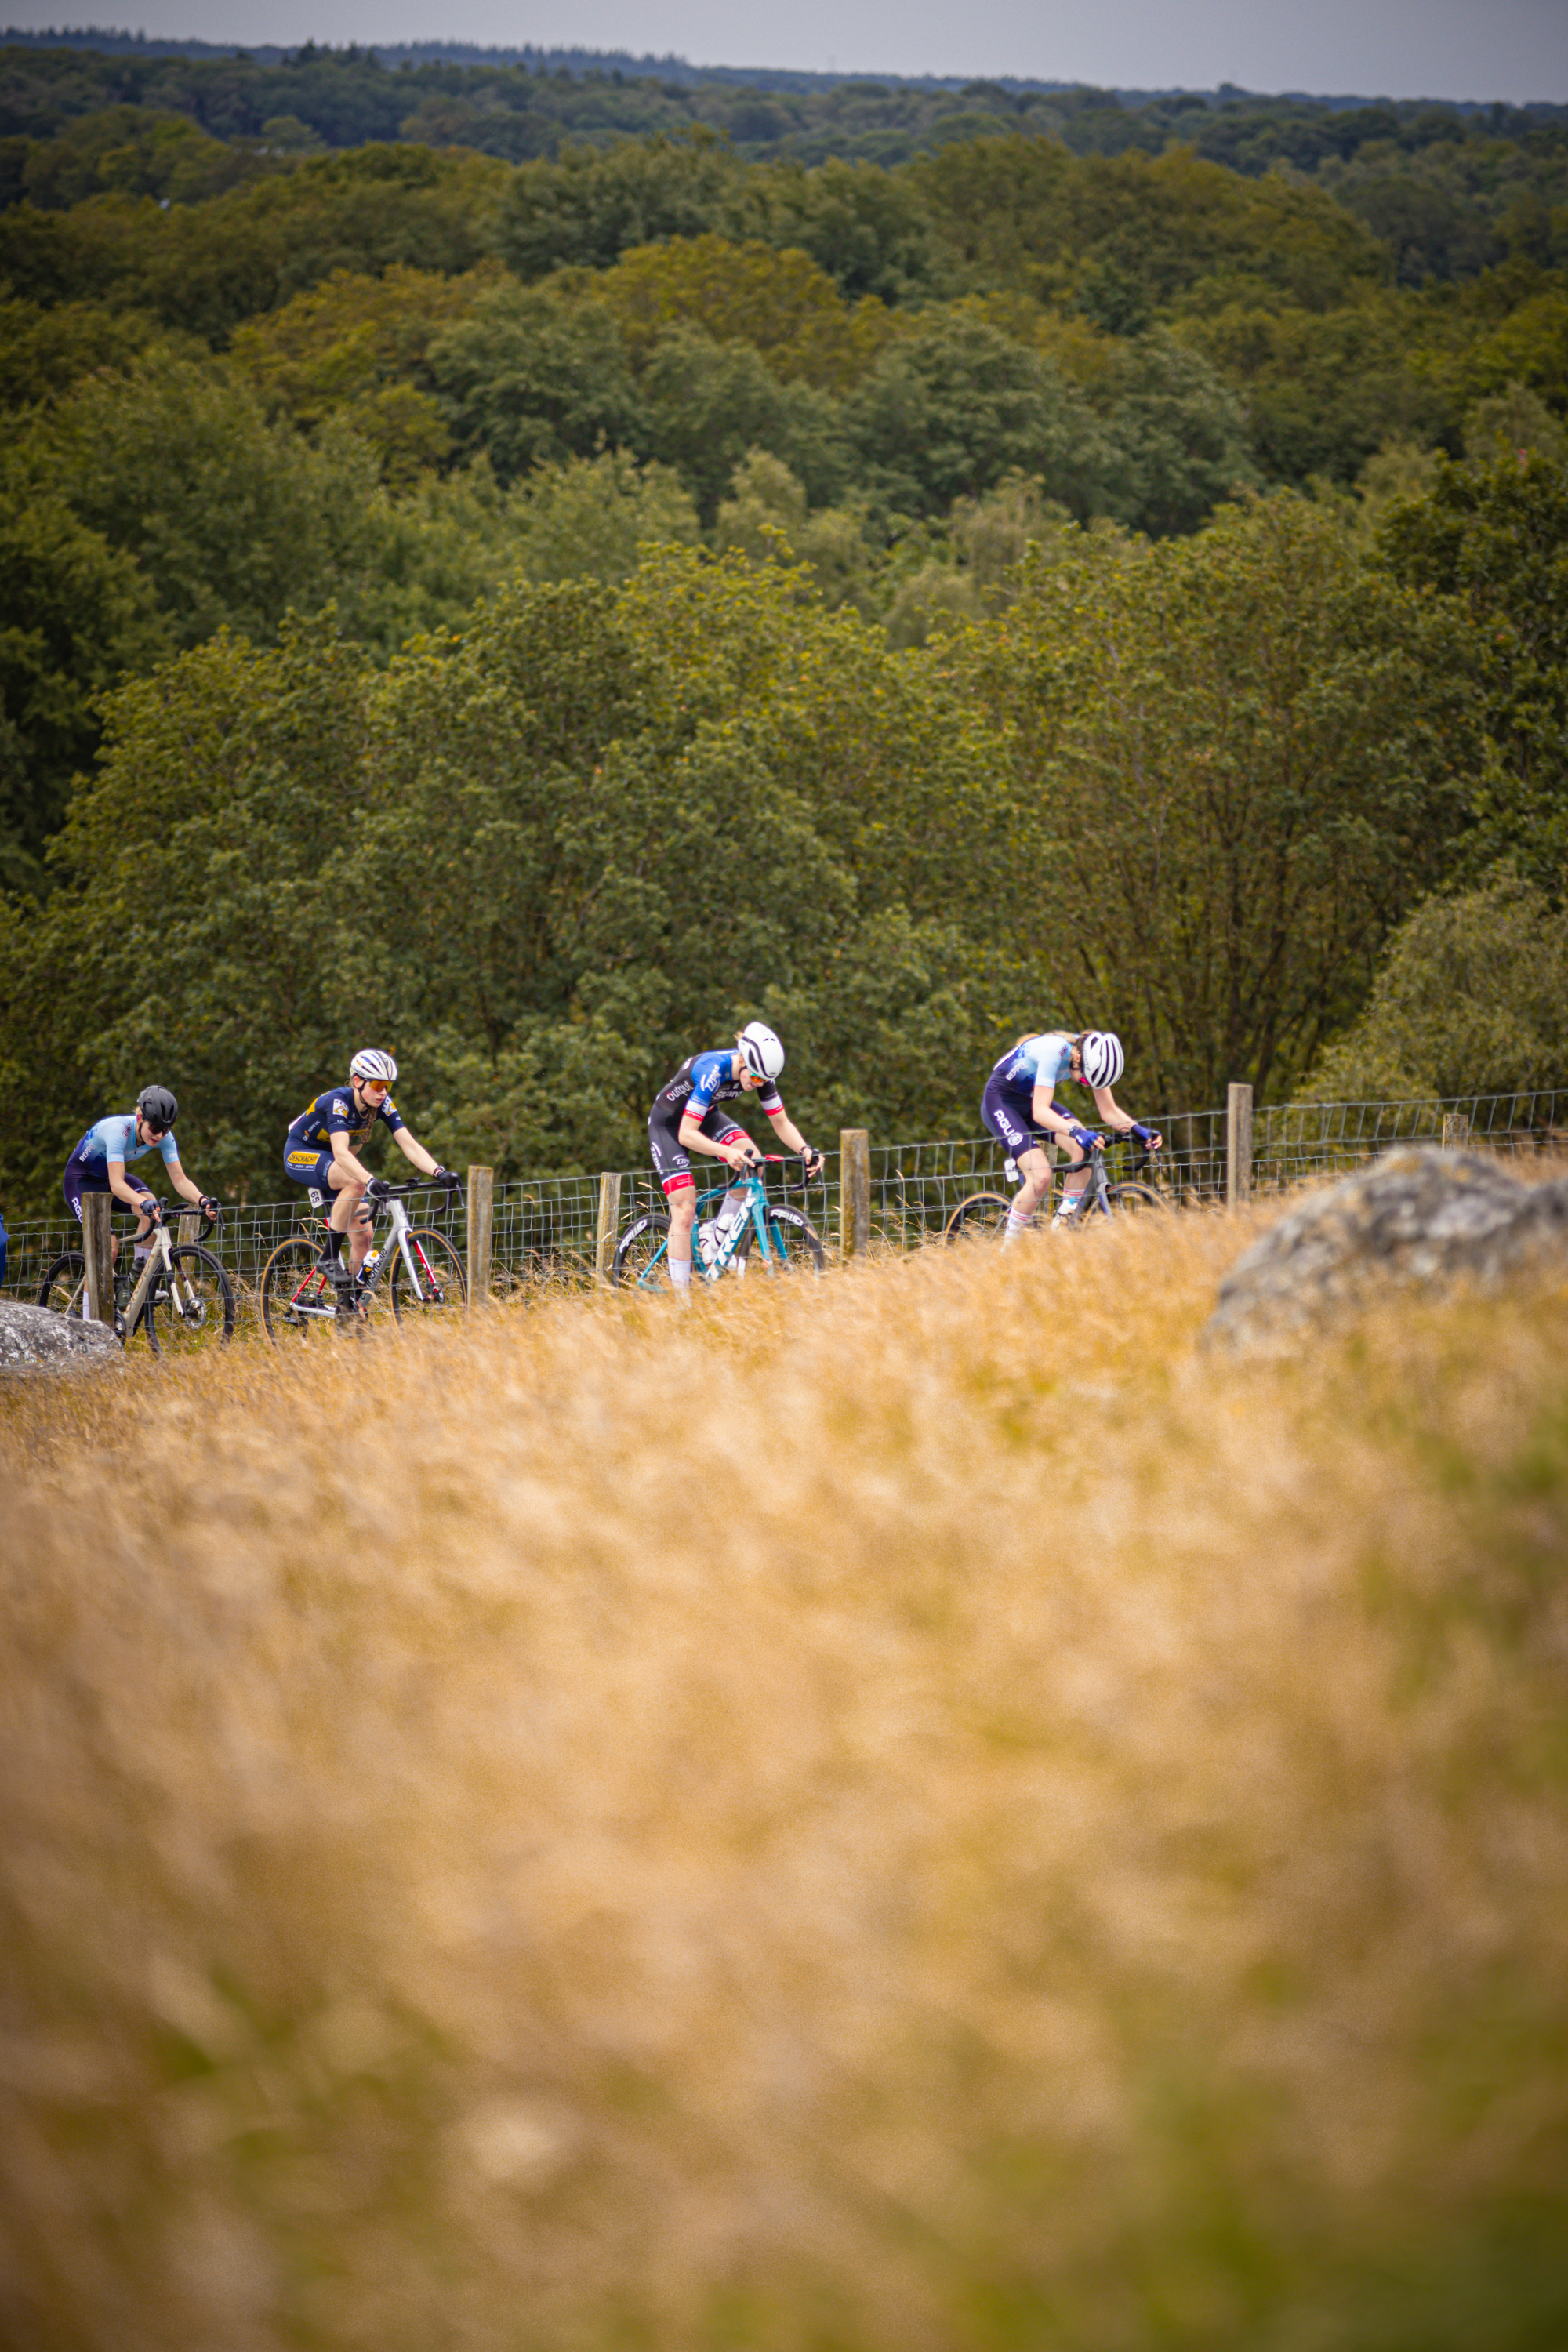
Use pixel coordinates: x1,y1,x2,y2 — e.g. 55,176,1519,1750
2,1200,1566,2351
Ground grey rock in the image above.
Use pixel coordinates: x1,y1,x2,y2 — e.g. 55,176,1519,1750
0,1294,123,1377
1205,1147,1568,1350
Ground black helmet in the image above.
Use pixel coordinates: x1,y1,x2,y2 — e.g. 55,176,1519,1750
136,1083,178,1131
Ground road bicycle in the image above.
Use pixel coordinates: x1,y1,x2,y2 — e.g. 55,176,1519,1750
37,1204,235,1356
943,1140,1167,1243
612,1153,826,1288
258,1176,466,1344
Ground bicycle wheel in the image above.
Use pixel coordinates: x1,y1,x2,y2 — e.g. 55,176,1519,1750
37,1252,89,1317
737,1205,825,1275
149,1244,237,1356
942,1192,1013,1243
1105,1183,1167,1216
260,1236,353,1346
611,1212,671,1290
389,1229,466,1320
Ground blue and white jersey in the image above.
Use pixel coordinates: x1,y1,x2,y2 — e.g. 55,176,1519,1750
989,1033,1076,1100
652,1051,784,1123
69,1113,180,1171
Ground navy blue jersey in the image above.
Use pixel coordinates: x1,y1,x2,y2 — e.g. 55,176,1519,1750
285,1081,405,1160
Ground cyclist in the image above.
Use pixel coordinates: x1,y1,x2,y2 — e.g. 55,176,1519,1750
283,1049,457,1287
648,1022,822,1294
982,1030,1162,1242
61,1086,220,1269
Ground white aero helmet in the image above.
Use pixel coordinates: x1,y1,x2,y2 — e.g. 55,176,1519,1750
1079,1030,1124,1089
350,1047,399,1084
738,1021,786,1083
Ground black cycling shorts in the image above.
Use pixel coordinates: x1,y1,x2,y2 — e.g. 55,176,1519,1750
648,1103,747,1195
981,1078,1055,1163
62,1156,154,1224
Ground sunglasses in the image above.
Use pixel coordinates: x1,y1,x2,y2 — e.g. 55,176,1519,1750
143,1117,171,1136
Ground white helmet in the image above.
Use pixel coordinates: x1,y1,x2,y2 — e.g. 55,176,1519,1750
1079,1030,1123,1089
350,1047,398,1083
738,1021,785,1083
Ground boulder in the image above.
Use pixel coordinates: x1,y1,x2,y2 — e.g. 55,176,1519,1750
0,1294,122,1377
1204,1147,1568,1351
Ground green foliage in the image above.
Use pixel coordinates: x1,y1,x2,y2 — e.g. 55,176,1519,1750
847,310,1113,520
1377,452,1568,884
955,495,1475,1103
1309,869,1568,1098
426,277,644,486
0,455,165,888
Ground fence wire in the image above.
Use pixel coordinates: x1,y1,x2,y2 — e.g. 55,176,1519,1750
3,1089,1565,1311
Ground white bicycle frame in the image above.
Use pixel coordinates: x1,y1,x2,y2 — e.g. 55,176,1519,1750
287,1185,447,1320
64,1213,212,1334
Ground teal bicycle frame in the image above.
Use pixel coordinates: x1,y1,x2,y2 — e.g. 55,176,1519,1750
615,1153,825,1288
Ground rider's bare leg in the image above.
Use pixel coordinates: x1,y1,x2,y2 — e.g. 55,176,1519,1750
325,1164,371,1276
1054,1138,1091,1221
666,1183,697,1292
1002,1145,1054,1243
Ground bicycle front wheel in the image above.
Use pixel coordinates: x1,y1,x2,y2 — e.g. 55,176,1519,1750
390,1229,466,1320
942,1192,1012,1243
260,1236,350,1346
38,1251,89,1317
738,1205,825,1275
1105,1184,1167,1216
151,1244,237,1356
611,1212,670,1290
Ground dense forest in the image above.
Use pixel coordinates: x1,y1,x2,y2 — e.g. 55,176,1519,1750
2,35,1566,1211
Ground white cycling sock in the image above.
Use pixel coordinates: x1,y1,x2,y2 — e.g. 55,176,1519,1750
670,1255,692,1291
1053,1192,1083,1225
1001,1207,1031,1247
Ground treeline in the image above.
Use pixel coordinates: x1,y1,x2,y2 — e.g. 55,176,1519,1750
7,34,1568,174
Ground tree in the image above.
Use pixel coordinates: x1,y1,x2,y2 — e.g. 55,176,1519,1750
35,352,386,647
0,460,165,891
1308,869,1568,1098
637,328,846,521
1097,328,1258,535
1376,452,1568,886
427,279,645,486
846,310,1116,520
954,494,1475,1104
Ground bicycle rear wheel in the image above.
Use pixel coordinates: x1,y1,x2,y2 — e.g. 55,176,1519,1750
389,1229,466,1319
150,1244,237,1356
942,1192,1012,1243
737,1205,825,1275
611,1212,671,1290
260,1236,352,1345
38,1252,89,1317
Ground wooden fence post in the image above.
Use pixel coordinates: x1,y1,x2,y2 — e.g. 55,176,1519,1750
176,1209,203,1250
840,1128,870,1260
466,1164,493,1312
1440,1112,1472,1150
594,1171,622,1284
82,1190,115,1327
1226,1083,1254,1210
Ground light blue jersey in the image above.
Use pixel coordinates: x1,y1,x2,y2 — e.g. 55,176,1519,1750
989,1033,1076,1098
70,1113,180,1171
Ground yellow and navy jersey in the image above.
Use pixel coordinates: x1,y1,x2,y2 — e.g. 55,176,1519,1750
285,1082,405,1159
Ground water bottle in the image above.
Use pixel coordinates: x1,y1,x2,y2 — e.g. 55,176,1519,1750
1004,1157,1019,1187
357,1247,381,1287
696,1221,720,1269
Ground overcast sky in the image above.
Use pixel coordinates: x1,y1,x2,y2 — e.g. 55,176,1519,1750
37,0,1568,103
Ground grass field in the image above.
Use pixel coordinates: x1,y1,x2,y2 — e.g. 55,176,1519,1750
2,1200,1566,2351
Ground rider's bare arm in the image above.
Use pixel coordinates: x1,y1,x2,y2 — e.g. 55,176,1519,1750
162,1154,212,1210
392,1127,442,1178
328,1131,378,1187
1090,1086,1163,1147
1030,1086,1094,1142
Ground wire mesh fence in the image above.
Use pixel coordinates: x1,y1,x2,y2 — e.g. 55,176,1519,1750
4,1088,1565,1312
